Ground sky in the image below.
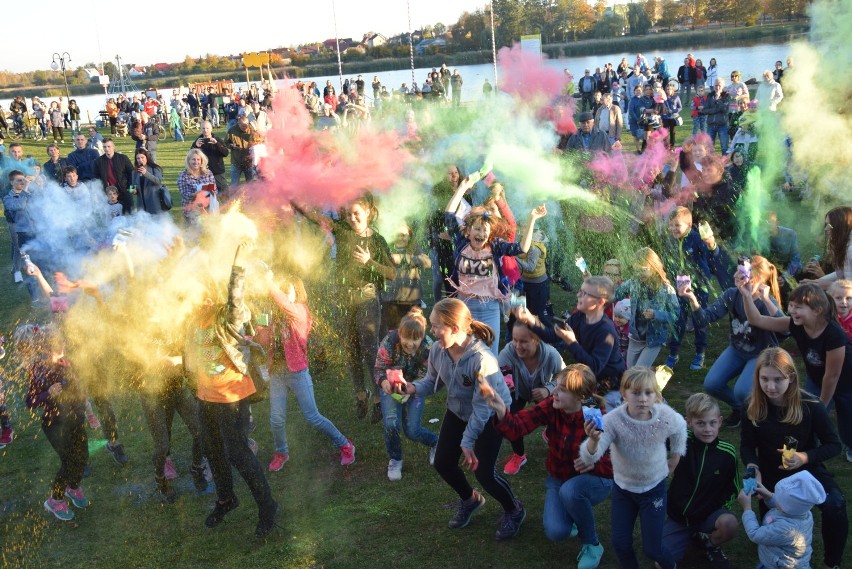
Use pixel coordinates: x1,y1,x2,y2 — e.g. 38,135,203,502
5,0,489,74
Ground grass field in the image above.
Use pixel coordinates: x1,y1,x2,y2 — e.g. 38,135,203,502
0,114,849,569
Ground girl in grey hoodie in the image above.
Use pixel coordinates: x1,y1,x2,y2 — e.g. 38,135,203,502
401,298,526,540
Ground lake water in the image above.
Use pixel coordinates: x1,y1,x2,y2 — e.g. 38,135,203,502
2,43,791,127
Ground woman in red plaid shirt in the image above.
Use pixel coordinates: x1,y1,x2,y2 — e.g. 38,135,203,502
482,364,614,569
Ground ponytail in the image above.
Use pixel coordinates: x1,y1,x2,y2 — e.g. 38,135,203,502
469,321,495,346
751,256,780,306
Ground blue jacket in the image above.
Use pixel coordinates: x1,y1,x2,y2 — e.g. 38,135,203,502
615,279,679,348
66,147,100,181
446,212,521,298
2,189,35,233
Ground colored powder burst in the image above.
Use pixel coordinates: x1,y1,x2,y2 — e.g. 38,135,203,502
256,87,413,209
497,44,569,103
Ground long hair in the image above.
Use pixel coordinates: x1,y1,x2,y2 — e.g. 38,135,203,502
619,367,663,403
750,255,781,306
746,347,804,426
633,247,669,289
826,206,852,272
430,298,494,346
554,364,606,410
135,147,161,171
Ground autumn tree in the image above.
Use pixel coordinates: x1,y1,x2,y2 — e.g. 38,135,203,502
594,11,627,38
628,3,653,34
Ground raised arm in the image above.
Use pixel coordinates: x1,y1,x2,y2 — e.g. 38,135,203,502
445,173,479,214
739,280,790,333
518,205,547,254
290,201,333,228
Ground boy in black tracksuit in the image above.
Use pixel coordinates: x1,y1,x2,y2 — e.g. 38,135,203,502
663,394,740,567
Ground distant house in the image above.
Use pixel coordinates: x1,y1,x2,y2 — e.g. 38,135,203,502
128,66,147,77
415,37,447,55
323,38,354,52
365,33,388,48
389,31,423,46
152,63,173,75
83,67,101,79
299,45,320,58
344,45,366,56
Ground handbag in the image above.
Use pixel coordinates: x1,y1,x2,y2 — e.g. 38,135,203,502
675,115,684,126
159,184,172,211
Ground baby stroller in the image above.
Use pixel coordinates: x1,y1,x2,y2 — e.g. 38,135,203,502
115,115,129,137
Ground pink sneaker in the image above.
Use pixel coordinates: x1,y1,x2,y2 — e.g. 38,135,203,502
268,452,289,472
65,486,90,508
340,440,355,466
44,497,74,521
163,456,178,480
503,453,528,476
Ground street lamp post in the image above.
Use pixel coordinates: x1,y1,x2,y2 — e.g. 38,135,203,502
51,52,72,102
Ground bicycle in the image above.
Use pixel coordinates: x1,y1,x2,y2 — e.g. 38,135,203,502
182,115,200,134
8,115,45,141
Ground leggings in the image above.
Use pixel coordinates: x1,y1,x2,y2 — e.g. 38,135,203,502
139,376,203,477
341,290,381,401
433,409,517,512
42,407,89,499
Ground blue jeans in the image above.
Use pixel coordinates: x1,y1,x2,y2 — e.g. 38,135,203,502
611,479,674,569
544,475,613,545
692,115,707,134
462,297,501,357
269,368,347,455
707,123,729,154
668,294,708,357
173,127,184,141
379,391,437,461
703,346,758,412
230,163,255,186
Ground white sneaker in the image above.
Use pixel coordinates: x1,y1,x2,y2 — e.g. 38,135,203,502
13,271,23,283
387,459,403,481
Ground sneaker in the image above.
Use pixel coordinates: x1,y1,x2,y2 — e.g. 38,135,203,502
448,490,486,529
205,496,239,528
65,486,90,508
370,402,383,424
495,500,526,540
86,412,101,430
255,500,279,538
189,463,209,492
44,497,74,521
106,442,129,466
689,353,705,370
0,427,13,446
577,542,605,569
704,545,732,569
268,452,289,472
387,459,403,481
429,445,437,466
247,438,259,456
723,410,741,429
340,440,356,466
503,453,528,476
163,456,178,480
355,397,368,419
664,354,679,368
13,271,23,283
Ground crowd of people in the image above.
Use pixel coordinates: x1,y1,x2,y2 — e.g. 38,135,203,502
0,48,849,569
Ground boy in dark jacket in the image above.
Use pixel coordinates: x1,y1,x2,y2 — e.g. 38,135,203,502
663,394,739,568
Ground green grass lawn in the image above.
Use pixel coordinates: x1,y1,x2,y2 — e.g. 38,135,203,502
0,121,849,569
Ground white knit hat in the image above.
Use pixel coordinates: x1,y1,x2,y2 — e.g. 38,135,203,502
613,299,631,321
773,471,826,516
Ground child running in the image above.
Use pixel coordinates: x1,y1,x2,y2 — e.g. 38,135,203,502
482,364,614,569
374,307,438,481
21,324,90,521
265,274,354,472
399,298,526,540
579,367,687,569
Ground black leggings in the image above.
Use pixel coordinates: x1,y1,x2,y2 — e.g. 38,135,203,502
139,376,203,477
42,408,89,499
200,399,274,514
508,397,529,456
433,409,517,512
